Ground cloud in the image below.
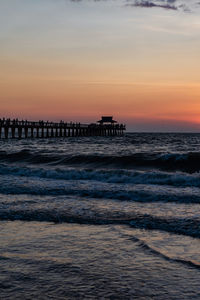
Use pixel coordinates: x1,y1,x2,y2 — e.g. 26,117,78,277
126,0,200,12
70,0,199,12
127,0,178,11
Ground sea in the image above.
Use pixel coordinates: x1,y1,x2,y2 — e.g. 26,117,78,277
1,133,200,299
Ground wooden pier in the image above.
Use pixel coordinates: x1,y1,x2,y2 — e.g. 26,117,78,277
0,117,126,139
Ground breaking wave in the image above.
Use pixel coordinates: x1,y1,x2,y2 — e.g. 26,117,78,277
0,208,200,239
0,164,200,187
0,177,199,203
1,150,200,172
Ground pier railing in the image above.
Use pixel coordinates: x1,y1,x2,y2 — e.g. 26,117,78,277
0,118,126,139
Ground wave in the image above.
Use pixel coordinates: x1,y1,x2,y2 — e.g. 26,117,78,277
58,152,200,173
130,235,200,270
0,164,200,187
1,209,200,239
0,181,199,203
0,150,59,164
1,150,200,172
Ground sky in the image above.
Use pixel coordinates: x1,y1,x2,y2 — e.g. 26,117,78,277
1,0,200,131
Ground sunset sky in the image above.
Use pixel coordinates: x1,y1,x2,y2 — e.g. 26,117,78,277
1,0,200,131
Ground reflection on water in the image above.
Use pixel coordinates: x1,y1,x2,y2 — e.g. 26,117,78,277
1,222,200,299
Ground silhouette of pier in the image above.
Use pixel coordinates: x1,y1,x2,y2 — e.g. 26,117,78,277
0,117,126,139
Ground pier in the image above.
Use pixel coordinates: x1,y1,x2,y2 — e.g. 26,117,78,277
0,117,126,139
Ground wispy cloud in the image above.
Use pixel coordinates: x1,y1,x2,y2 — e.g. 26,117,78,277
127,0,178,11
127,0,200,12
70,0,200,12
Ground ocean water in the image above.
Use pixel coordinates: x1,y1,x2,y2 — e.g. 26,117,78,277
1,133,200,299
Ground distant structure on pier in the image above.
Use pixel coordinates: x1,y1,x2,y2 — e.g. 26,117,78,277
0,116,126,139
97,116,117,124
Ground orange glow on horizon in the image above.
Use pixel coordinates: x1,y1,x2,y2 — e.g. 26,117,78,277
1,77,200,128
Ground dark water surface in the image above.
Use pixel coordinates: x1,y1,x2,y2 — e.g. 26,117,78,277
1,133,200,299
